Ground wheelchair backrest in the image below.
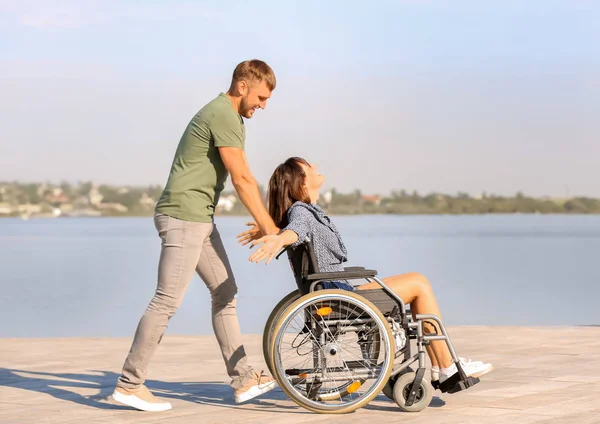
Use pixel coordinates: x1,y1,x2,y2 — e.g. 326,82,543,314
286,238,320,295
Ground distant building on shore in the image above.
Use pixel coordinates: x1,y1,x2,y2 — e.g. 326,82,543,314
361,194,382,206
97,202,128,213
0,202,13,215
88,186,103,206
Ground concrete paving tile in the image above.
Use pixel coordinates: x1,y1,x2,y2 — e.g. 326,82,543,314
2,328,599,423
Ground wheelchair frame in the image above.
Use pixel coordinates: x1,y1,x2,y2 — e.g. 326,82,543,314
263,237,479,413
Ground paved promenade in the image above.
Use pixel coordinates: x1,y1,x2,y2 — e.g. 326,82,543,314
1,327,599,423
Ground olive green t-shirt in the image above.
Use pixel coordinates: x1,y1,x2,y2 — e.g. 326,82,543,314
155,93,245,222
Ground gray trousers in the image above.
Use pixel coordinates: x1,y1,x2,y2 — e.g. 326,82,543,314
117,213,253,390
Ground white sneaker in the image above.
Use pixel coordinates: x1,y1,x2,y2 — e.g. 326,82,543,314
112,385,172,412
439,358,494,383
432,358,484,381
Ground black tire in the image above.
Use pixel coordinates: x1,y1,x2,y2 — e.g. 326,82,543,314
392,371,433,412
382,367,413,401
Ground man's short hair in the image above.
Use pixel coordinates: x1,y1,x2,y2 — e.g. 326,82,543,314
230,59,276,91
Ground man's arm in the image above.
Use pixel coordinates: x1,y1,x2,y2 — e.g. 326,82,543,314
219,146,278,236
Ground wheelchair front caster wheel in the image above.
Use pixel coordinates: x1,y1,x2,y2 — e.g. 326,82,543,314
393,372,433,412
382,367,413,401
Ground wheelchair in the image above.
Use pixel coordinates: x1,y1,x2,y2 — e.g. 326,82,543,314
262,238,480,414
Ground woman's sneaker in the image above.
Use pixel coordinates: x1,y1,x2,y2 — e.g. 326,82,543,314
431,357,487,382
234,371,278,404
112,385,172,412
439,358,494,383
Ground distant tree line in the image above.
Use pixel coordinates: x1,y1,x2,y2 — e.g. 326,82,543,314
219,188,600,215
1,181,599,216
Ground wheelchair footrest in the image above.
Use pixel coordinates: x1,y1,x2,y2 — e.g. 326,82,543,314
437,373,480,393
447,376,480,394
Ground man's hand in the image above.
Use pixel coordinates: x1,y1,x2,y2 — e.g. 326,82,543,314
248,234,286,265
237,221,261,247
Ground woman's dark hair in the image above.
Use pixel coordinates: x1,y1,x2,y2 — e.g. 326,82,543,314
267,157,311,228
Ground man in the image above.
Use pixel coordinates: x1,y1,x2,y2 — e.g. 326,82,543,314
112,59,281,412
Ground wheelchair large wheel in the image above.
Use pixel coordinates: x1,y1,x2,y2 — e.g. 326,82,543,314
269,289,394,414
262,290,301,375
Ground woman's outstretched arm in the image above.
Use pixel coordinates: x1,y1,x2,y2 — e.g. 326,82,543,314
248,230,299,264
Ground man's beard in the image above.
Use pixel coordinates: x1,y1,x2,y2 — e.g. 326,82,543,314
240,96,251,117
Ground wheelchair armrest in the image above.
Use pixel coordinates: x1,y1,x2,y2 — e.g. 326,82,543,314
306,269,377,281
275,245,293,260
344,266,366,271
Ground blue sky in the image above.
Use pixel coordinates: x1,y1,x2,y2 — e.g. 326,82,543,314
1,0,598,196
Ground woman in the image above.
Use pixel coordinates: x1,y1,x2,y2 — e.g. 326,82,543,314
238,157,493,385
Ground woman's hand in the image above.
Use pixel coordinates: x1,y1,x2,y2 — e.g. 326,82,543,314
248,234,286,265
237,221,262,247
